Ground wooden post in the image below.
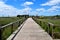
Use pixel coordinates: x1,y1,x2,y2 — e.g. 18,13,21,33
40,21,41,26
18,21,20,27
11,24,13,34
48,24,50,34
0,28,2,40
44,22,46,30
52,25,54,38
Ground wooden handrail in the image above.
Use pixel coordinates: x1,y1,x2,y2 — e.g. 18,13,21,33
33,18,60,39
0,20,21,29
0,18,26,40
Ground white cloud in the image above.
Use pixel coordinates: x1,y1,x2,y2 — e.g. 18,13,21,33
16,7,32,15
34,8,46,16
0,0,60,16
47,6,60,12
0,1,19,16
22,1,34,7
22,7,32,11
41,0,60,6
36,8,45,12
21,2,33,14
20,7,32,15
35,6,60,14
0,1,32,16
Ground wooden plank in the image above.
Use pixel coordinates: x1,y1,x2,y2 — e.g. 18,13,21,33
14,18,53,40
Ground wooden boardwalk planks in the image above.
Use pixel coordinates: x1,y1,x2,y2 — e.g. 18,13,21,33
14,18,53,40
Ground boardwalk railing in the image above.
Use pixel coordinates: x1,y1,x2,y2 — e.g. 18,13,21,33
0,18,26,40
33,18,60,39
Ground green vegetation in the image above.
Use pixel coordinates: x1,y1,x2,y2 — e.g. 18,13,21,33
2,19,25,40
38,19,60,25
33,16,60,39
0,17,20,26
39,15,60,19
0,16,27,40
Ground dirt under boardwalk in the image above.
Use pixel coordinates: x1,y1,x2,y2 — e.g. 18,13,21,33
14,18,53,40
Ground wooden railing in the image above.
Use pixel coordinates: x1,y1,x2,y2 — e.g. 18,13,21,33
0,18,26,40
33,18,60,39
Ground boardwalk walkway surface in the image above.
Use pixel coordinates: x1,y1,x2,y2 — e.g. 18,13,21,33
14,18,53,40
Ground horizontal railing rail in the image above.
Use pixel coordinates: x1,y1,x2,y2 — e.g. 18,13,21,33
0,20,20,29
0,18,27,40
33,18,60,39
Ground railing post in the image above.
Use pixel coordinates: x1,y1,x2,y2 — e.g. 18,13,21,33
0,28,2,40
44,22,46,30
11,24,13,34
48,24,50,34
18,21,20,27
52,25,54,38
40,21,41,26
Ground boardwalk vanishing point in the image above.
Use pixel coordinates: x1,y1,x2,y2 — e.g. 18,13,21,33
14,18,53,40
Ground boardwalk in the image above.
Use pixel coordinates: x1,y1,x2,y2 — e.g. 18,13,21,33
14,18,53,40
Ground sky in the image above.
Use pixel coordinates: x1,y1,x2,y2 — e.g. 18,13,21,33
0,0,60,16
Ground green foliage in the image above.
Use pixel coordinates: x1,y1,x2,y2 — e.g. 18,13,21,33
0,17,26,40
33,18,60,39
38,19,60,25
0,17,20,26
38,15,60,19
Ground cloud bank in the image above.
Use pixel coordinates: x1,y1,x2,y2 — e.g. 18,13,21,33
0,1,32,16
41,0,60,6
0,0,60,16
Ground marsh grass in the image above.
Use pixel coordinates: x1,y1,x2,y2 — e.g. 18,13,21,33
33,18,60,39
0,17,25,40
0,17,20,26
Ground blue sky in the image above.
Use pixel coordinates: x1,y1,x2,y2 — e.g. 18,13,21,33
0,0,60,16
5,0,49,9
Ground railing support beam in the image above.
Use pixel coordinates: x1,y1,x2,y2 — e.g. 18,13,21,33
0,28,2,40
11,24,13,34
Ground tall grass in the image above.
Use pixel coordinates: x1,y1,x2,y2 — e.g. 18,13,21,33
33,18,60,39
0,17,20,26
0,17,26,40
38,19,60,25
